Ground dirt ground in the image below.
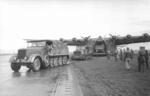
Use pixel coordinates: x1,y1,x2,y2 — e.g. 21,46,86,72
72,56,150,96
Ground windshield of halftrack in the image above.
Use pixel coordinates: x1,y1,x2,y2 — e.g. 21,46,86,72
27,41,46,47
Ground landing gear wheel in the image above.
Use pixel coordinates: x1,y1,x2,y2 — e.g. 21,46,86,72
32,58,41,72
11,63,21,72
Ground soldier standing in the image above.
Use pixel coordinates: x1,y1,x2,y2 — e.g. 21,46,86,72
124,47,132,70
107,50,111,60
119,49,123,61
145,49,149,69
138,47,146,72
131,49,134,57
114,49,118,61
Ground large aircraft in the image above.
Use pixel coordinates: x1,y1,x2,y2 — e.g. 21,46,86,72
63,33,150,46
63,33,150,55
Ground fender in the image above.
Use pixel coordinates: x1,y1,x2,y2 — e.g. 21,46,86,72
28,54,42,63
9,55,17,63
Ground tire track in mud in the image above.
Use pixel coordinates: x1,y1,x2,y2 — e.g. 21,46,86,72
73,64,123,96
72,57,150,96
94,73,123,96
73,63,148,96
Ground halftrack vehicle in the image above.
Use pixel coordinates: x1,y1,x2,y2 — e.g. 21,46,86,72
92,39,107,56
9,40,69,72
71,45,87,60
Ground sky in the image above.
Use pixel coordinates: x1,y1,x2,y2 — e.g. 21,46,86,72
1,0,150,53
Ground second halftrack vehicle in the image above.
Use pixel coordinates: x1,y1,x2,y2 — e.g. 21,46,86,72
92,39,107,56
71,45,88,60
9,40,69,72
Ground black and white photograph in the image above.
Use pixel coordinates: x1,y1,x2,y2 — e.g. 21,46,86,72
1,0,150,96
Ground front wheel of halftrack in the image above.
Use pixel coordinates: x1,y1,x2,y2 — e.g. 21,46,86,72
32,58,41,72
11,63,21,72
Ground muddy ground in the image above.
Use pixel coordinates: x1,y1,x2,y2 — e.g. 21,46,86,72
72,56,150,96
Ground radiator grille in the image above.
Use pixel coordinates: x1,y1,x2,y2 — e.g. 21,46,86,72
18,49,26,59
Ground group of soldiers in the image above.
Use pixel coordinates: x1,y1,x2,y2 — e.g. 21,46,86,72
108,46,149,72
